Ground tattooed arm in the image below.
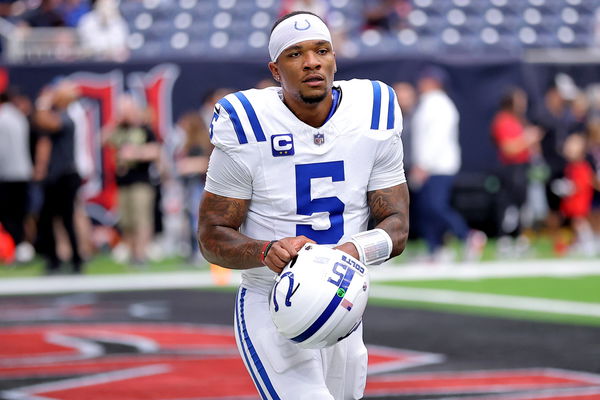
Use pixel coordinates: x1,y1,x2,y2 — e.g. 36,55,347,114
197,192,261,270
197,191,313,273
368,182,410,257
335,182,410,260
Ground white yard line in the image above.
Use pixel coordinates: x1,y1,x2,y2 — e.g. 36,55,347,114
371,259,600,282
0,272,243,295
369,285,600,318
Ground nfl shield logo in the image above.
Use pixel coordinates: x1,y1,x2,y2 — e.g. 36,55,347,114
314,132,325,145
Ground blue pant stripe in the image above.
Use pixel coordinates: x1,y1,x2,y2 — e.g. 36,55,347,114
237,288,281,400
235,290,269,399
234,92,267,142
370,80,382,130
217,98,248,144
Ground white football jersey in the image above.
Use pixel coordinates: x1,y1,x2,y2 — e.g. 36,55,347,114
205,78,405,294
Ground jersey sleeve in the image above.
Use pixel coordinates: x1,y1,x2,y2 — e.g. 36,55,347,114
368,131,406,191
367,82,406,191
205,93,256,199
209,97,243,154
204,146,253,199
368,80,403,133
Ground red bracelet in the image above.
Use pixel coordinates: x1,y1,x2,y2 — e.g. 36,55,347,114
260,240,278,264
260,241,270,264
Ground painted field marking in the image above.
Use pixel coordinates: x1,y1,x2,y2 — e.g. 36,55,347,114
370,285,600,317
371,259,600,281
366,368,600,396
0,259,599,296
439,386,600,400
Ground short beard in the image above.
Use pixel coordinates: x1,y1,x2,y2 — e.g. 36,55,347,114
300,92,327,104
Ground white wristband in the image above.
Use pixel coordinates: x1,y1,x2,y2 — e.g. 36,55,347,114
350,228,393,265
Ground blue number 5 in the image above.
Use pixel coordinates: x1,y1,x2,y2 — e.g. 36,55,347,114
295,161,345,244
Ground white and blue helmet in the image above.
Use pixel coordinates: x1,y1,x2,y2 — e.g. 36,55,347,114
269,243,370,349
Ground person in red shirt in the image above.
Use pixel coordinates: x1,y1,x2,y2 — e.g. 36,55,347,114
491,88,542,255
560,133,596,256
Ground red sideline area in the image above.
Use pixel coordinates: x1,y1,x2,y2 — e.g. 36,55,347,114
2,324,600,399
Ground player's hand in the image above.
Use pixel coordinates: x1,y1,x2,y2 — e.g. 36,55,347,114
263,235,315,274
334,241,360,260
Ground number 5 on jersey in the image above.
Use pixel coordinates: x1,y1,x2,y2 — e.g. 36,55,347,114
295,161,345,244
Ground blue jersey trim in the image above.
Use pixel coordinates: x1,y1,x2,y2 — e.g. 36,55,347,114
324,87,340,124
209,111,219,139
370,81,382,130
236,288,280,400
234,92,267,142
386,84,396,129
217,98,248,144
291,267,356,344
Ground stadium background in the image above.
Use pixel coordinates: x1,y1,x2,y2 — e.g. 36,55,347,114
1,0,600,399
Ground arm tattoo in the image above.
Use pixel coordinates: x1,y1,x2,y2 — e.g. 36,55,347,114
367,183,410,257
197,192,264,269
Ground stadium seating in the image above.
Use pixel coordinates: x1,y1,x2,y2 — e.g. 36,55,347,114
118,0,599,60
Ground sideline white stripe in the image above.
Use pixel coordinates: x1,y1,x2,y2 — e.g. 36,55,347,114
372,259,600,282
370,285,600,318
0,271,243,295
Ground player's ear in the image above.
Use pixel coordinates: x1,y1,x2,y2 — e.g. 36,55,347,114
268,62,281,83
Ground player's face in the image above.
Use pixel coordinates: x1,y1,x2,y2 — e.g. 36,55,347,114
270,40,336,104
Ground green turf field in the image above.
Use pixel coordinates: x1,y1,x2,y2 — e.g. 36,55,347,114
0,255,201,278
371,275,600,327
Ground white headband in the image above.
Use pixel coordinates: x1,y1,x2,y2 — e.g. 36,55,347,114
268,13,332,62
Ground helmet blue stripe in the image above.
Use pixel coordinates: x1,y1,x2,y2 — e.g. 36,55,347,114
290,267,356,344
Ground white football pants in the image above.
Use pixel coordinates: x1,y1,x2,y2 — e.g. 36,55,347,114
234,286,368,400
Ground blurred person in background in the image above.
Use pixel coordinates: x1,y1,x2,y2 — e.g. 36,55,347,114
173,112,212,264
58,0,90,27
559,133,596,256
393,81,416,171
584,121,600,247
77,0,129,61
9,88,44,250
33,80,83,274
18,0,65,27
570,92,590,134
411,66,486,262
491,88,542,257
532,85,575,254
362,0,411,32
104,94,160,266
393,81,419,240
0,88,34,263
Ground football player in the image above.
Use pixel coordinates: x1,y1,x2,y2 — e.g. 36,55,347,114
198,11,409,400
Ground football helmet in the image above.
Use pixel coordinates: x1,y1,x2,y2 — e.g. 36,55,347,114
269,243,370,349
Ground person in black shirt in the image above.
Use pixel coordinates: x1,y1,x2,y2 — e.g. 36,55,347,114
104,94,160,265
33,80,82,274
